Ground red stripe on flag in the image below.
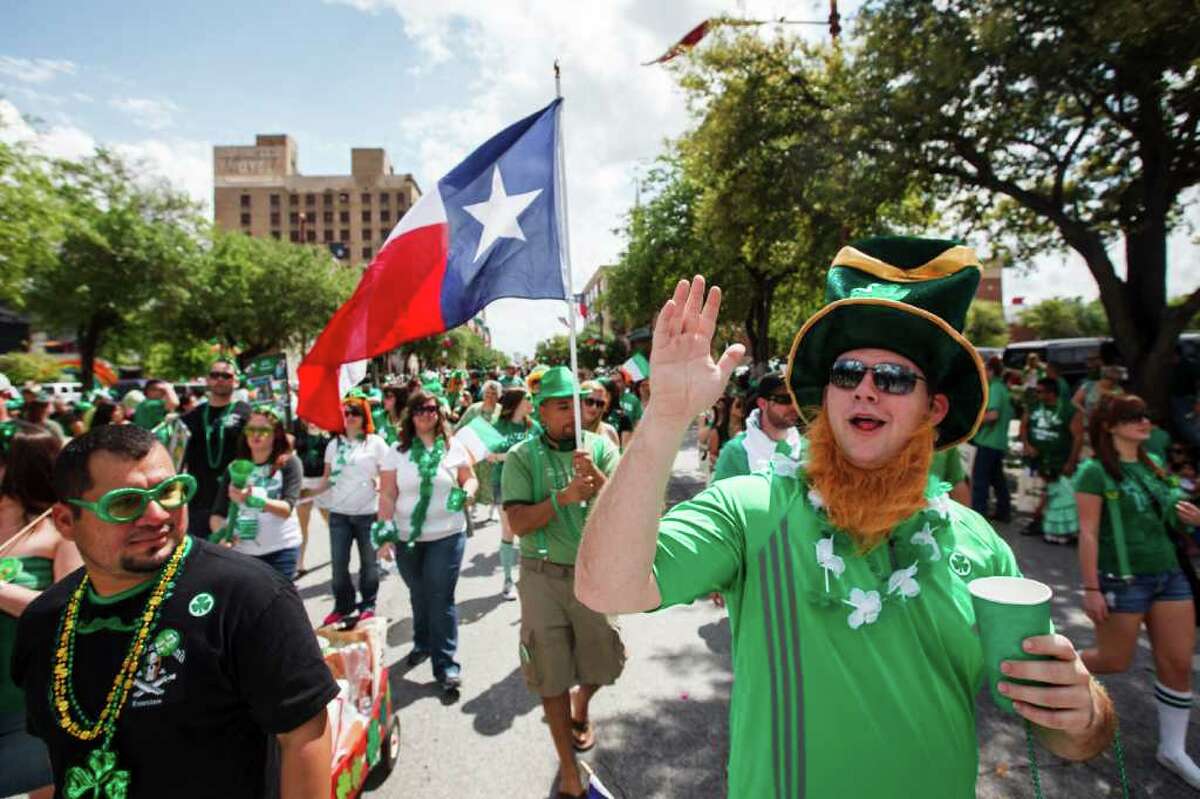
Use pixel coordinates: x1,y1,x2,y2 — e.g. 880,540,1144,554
297,223,450,431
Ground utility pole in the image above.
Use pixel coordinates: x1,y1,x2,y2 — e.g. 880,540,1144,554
829,0,841,41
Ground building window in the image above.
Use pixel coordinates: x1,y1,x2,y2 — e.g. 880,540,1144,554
379,210,390,223
270,212,280,227
380,229,389,241
323,230,333,242
397,194,407,209
340,229,350,241
305,193,315,206
361,210,371,223
340,211,350,224
323,211,333,224
361,193,371,204
306,229,316,242
271,231,281,240
289,212,299,225
323,192,333,207
339,192,350,204
362,246,372,259
240,194,251,208
240,213,251,225
270,194,280,207
289,231,300,242
289,194,298,206
379,192,389,205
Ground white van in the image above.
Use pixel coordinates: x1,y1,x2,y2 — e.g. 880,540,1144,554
41,382,82,403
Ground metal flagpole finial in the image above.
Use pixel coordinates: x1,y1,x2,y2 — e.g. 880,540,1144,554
554,59,561,98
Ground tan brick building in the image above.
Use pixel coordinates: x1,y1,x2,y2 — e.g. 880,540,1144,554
213,134,421,267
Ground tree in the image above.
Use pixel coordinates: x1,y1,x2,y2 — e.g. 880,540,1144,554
0,352,66,385
23,150,202,390
965,301,1010,347
1015,297,1110,340
178,230,359,367
0,138,64,307
848,0,1200,416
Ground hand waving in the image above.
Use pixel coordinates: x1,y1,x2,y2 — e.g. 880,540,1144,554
648,276,746,426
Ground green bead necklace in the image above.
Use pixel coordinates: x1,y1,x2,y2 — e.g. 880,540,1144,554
202,403,233,470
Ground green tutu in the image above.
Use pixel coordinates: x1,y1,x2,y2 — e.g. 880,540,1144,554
1043,476,1079,536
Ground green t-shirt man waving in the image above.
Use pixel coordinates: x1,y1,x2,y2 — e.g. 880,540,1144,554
575,239,1117,798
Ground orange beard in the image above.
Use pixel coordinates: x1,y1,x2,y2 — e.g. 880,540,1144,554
806,409,936,553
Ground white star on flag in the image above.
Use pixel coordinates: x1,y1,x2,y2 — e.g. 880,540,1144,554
463,165,544,262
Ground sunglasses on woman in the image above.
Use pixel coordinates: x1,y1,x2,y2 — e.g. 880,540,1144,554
829,358,926,396
69,474,198,524
343,407,364,418
244,425,275,437
413,405,440,417
1114,410,1149,424
583,398,606,408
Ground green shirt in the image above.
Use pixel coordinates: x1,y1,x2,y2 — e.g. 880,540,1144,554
1146,426,1171,464
651,472,1019,798
490,417,534,485
498,374,524,389
1073,458,1180,575
132,398,167,430
929,446,967,487
619,391,643,427
973,377,1012,451
501,431,620,564
372,408,399,446
0,556,52,712
1026,400,1076,470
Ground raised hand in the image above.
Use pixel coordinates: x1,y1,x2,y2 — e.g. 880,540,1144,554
647,276,745,427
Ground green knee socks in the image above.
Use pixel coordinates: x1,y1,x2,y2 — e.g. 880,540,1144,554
499,540,517,582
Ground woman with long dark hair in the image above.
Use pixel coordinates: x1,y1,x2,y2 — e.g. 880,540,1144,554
0,422,82,799
312,395,390,626
209,405,304,579
375,390,477,696
1075,394,1200,786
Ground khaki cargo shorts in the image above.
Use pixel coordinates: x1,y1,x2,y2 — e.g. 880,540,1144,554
518,558,627,697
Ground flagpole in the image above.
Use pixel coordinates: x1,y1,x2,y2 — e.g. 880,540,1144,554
555,59,584,451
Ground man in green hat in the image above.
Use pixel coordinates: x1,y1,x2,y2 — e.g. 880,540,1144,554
498,361,524,390
501,366,623,798
576,238,1115,798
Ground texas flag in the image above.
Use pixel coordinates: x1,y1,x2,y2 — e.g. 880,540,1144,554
298,100,567,431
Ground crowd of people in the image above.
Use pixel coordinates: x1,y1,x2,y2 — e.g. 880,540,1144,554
2,236,1200,797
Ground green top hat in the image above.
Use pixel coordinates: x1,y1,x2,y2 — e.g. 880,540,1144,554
786,236,987,449
533,366,586,407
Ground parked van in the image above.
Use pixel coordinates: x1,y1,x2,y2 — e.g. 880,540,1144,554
41,382,82,403
1005,332,1200,388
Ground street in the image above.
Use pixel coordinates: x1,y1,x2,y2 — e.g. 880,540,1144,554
295,428,1198,798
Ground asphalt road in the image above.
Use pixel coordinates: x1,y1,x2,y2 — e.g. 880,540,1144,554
295,429,1199,798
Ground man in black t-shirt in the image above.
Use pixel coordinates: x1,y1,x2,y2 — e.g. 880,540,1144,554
180,359,251,539
12,425,336,798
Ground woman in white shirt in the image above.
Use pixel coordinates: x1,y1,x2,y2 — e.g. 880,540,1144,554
375,389,477,696
313,396,391,626
209,405,304,579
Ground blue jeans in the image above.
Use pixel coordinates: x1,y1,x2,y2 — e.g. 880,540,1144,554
971,445,1011,520
395,532,466,681
1100,569,1193,614
255,546,300,580
329,513,380,615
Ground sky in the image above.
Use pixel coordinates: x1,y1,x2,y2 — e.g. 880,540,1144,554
2,0,1196,358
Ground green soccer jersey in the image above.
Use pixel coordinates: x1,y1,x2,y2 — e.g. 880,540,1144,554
973,377,1013,451
1073,458,1180,575
652,471,1019,798
501,431,620,564
1027,400,1076,469
620,391,643,426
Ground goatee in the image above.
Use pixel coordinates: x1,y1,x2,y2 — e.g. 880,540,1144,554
806,410,935,553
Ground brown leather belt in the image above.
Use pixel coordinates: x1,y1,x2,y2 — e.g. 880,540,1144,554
520,557,575,578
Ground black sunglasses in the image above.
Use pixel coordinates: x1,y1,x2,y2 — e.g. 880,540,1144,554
829,358,926,396
583,398,606,408
342,407,364,417
1115,411,1149,424
764,394,793,405
413,405,440,417
209,371,236,380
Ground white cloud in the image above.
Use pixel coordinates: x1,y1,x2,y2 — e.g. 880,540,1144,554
325,0,838,354
0,99,211,210
110,96,179,131
0,56,76,83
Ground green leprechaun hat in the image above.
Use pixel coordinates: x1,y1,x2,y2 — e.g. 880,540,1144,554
533,366,586,407
786,235,987,449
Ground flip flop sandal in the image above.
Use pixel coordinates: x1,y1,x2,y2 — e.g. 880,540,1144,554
570,719,596,752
